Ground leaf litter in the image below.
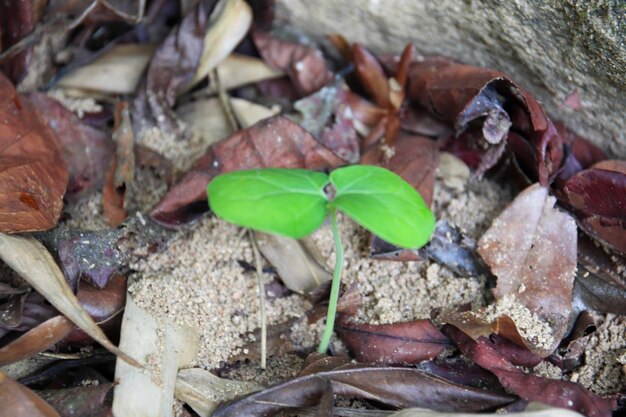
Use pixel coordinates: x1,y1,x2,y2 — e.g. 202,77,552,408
0,3,625,416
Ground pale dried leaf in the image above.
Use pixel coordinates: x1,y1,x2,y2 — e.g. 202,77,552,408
212,53,284,92
113,296,199,417
188,0,252,87
255,232,331,293
231,97,280,128
476,183,577,355
175,368,262,417
0,233,138,365
56,44,155,95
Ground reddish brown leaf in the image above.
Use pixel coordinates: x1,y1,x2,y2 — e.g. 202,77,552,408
336,319,451,365
0,0,40,84
446,326,617,417
408,62,564,184
63,273,126,345
559,160,626,254
38,383,114,417
47,0,142,25
353,44,390,108
474,184,577,355
0,371,61,417
0,315,74,366
0,72,68,232
150,115,344,226
253,30,333,96
25,92,114,200
213,364,516,417
102,157,126,227
133,0,219,135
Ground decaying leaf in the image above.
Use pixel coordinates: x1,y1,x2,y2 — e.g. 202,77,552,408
0,73,68,232
469,183,577,355
213,363,516,416
47,0,145,26
38,383,114,417
336,319,451,365
25,92,114,200
0,233,138,366
408,62,563,183
252,30,333,96
55,44,155,95
133,0,220,135
255,232,331,293
0,371,60,417
446,326,617,417
0,315,74,366
63,273,127,345
175,368,262,417
150,115,343,226
294,83,360,163
572,267,626,315
559,160,626,255
113,296,199,417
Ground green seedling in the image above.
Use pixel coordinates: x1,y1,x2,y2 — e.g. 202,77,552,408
207,165,435,353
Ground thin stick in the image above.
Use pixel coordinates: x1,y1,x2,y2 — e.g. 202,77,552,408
318,209,344,353
211,69,240,131
249,231,267,368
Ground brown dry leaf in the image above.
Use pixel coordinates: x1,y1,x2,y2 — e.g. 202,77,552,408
112,296,199,417
132,0,220,135
0,315,74,366
0,233,139,366
336,319,451,365
55,44,155,95
467,183,577,355
353,43,390,108
150,115,343,226
25,92,114,200
0,73,68,232
47,0,145,26
38,383,114,417
446,326,616,417
252,30,333,96
212,364,516,416
0,371,60,417
255,232,331,293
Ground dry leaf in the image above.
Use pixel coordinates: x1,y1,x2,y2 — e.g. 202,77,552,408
55,44,155,95
0,315,74,366
255,232,331,293
252,30,333,96
336,319,451,365
38,383,114,417
113,296,199,417
0,371,60,417
175,368,262,417
188,0,252,87
25,92,114,200
446,326,616,417
202,53,283,94
0,73,68,232
473,183,577,355
0,233,138,366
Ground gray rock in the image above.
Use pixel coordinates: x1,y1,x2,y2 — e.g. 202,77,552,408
276,0,625,157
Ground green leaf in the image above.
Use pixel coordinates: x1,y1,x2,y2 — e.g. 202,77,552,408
329,165,435,248
207,169,329,238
